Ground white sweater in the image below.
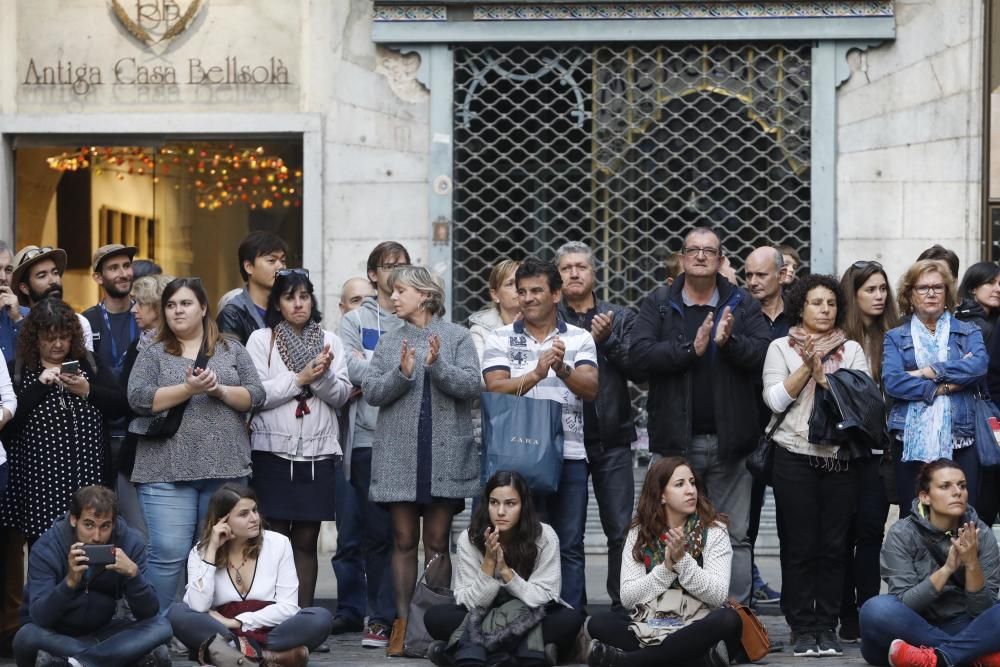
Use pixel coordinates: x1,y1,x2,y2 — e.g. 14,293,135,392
762,337,870,458
454,523,562,610
620,524,732,611
183,530,300,631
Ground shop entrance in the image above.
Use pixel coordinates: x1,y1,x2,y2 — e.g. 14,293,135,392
12,136,304,313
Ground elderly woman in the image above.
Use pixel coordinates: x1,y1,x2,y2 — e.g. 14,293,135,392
0,299,126,544
362,266,481,657
246,268,352,608
837,261,898,642
955,262,1000,342
762,274,871,658
883,259,988,518
116,273,174,537
128,277,265,612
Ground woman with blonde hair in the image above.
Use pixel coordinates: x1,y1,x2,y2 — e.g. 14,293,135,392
883,259,987,515
468,259,520,361
362,265,482,656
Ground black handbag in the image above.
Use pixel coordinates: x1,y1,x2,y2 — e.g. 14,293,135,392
746,405,791,485
143,345,209,438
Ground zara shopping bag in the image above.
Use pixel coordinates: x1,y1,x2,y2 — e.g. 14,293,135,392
480,391,564,495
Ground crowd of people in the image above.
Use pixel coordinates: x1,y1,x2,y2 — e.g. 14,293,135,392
0,229,998,667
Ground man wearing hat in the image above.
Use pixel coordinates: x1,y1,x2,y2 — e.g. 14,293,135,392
82,244,138,381
11,246,93,351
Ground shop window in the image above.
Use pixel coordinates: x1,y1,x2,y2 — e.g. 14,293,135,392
14,139,303,312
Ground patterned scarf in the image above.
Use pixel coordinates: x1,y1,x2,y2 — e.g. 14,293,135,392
903,313,953,462
641,515,705,577
275,320,324,418
787,326,847,407
137,327,157,353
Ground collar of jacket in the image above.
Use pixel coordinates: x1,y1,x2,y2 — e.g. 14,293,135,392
667,273,743,315
233,287,265,329
896,313,976,341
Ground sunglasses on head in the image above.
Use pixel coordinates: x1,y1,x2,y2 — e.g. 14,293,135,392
852,260,883,271
20,247,54,263
276,268,309,279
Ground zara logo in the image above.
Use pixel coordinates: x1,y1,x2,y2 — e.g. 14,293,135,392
510,436,541,446
110,0,207,49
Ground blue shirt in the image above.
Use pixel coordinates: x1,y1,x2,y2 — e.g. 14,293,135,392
0,306,29,363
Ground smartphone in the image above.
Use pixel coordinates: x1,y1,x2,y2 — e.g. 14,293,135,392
82,544,115,566
60,360,80,375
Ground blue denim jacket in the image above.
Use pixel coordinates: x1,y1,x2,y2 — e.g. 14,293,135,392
883,314,988,437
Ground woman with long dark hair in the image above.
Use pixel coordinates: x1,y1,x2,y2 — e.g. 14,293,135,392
859,460,1000,667
837,261,897,642
246,269,352,608
586,457,742,667
423,471,584,666
167,484,332,667
955,262,1000,342
127,278,265,612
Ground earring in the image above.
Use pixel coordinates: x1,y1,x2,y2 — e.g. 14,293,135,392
660,498,666,505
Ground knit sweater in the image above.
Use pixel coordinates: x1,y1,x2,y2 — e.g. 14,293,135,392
127,340,266,483
453,523,562,610
620,524,732,611
361,318,482,502
762,337,869,458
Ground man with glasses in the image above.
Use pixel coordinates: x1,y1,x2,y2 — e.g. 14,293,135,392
332,241,410,648
630,226,771,605
217,231,288,345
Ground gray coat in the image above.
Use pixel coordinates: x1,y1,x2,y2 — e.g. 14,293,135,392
881,500,1000,624
361,318,481,502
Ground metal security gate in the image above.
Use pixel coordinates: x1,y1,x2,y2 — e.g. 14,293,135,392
452,43,811,323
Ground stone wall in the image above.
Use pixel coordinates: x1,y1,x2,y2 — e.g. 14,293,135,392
837,0,984,283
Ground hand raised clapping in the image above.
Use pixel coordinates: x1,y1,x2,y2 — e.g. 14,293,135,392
400,340,417,378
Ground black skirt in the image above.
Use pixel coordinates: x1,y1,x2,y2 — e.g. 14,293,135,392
250,450,337,522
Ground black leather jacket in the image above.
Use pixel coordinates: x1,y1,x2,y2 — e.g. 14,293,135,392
809,367,889,459
217,288,265,346
558,298,640,449
629,275,771,460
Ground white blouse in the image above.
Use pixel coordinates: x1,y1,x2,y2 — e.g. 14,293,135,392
183,530,300,631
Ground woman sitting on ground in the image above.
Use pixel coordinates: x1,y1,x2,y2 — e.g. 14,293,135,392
167,484,332,667
859,459,1000,667
424,470,584,666
587,457,743,667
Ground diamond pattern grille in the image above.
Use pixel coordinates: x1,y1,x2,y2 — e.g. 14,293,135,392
452,43,811,323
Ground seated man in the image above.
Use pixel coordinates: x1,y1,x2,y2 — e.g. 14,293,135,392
13,485,172,667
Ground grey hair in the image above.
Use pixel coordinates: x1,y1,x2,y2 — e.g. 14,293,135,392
132,274,175,307
555,241,594,268
389,265,446,317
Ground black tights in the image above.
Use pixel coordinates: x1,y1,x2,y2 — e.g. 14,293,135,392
390,502,454,619
269,519,321,608
587,608,743,667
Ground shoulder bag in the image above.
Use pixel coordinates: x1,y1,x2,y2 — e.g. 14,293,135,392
724,598,770,661
143,345,210,438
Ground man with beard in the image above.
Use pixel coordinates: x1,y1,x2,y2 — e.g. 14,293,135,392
11,246,93,351
82,245,143,538
0,241,29,364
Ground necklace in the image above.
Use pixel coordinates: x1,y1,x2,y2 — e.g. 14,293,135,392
230,554,248,586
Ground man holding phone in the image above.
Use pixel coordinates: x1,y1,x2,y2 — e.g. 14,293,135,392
14,485,171,667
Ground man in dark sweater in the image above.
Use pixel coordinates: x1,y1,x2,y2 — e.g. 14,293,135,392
630,226,771,605
13,486,171,667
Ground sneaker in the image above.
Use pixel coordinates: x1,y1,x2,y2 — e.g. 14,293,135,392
34,651,70,667
889,639,938,667
427,640,449,666
752,582,781,605
975,650,1000,667
362,621,390,649
136,644,171,667
587,638,626,667
816,630,843,656
330,615,364,635
791,632,819,657
313,639,331,653
706,640,730,667
839,615,860,643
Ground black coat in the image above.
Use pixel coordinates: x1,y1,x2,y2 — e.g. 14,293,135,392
629,275,771,460
809,367,889,459
558,297,641,448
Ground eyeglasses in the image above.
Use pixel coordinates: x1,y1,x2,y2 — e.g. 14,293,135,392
378,262,411,271
276,268,309,278
913,284,946,296
682,247,720,258
852,260,883,271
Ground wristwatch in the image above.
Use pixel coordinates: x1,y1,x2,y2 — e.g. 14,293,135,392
556,362,572,380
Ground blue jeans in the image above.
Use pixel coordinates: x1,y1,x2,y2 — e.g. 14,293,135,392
331,447,394,625
860,595,1000,666
587,444,635,609
137,477,246,614
684,435,753,605
13,616,173,667
535,459,589,609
